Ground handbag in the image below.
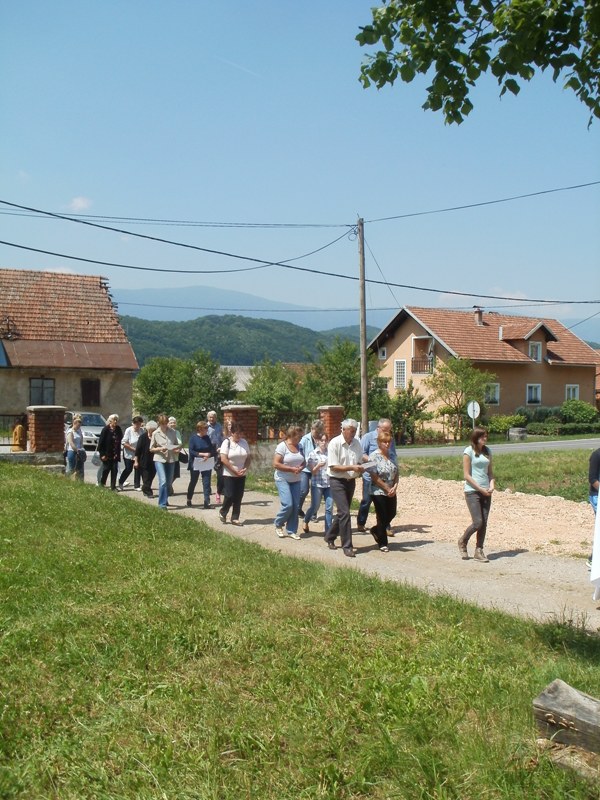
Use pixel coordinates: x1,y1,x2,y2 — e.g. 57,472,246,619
91,450,101,467
77,449,87,463
178,448,189,465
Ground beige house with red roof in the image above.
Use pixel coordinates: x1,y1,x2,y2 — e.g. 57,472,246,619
0,268,138,420
369,306,598,415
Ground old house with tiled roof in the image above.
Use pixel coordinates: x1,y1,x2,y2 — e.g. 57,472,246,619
369,306,598,414
0,268,138,420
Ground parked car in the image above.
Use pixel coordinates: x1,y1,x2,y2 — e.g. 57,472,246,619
64,411,107,450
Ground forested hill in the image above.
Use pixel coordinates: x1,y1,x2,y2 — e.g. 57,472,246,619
120,315,380,366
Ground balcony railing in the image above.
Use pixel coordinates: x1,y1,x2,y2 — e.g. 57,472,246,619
411,356,435,374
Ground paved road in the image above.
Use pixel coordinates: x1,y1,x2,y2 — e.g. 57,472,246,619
400,437,600,458
86,471,600,631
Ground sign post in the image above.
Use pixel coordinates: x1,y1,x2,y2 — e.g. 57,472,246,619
466,400,481,430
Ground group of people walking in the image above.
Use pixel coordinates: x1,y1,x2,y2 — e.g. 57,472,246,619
64,411,499,562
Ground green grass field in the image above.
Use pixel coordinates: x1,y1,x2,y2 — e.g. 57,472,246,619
1,462,599,798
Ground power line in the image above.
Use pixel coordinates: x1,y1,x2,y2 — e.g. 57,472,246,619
0,208,349,229
0,199,354,263
2,237,598,305
1,180,597,229
365,181,600,223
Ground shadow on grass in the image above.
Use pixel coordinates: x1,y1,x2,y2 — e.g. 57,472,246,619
535,610,600,659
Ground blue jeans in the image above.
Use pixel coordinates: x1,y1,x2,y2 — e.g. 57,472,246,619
155,461,175,508
65,449,84,480
274,479,302,533
299,470,311,511
304,483,333,530
187,469,212,505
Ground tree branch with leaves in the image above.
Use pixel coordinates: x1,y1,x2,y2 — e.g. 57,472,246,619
357,0,600,125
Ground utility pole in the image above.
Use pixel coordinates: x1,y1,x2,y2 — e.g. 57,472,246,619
357,217,368,435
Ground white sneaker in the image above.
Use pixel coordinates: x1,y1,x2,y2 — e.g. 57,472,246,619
134,487,142,492
275,526,286,538
288,532,301,540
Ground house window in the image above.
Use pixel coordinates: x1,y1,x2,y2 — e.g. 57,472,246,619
529,341,542,362
565,384,579,400
81,379,101,407
394,359,406,389
30,377,55,405
526,384,542,405
485,383,500,405
378,347,387,360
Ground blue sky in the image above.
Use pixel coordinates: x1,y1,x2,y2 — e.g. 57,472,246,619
1,1,599,335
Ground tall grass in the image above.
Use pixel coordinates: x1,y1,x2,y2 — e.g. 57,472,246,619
1,462,598,799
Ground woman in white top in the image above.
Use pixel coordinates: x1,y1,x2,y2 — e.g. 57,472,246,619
118,415,144,491
219,422,251,525
303,433,333,534
459,427,495,562
150,414,181,509
65,415,85,480
273,425,305,540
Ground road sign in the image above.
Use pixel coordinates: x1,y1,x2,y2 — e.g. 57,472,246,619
467,400,480,420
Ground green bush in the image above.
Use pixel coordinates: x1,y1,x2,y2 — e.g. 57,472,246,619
486,414,527,434
415,427,447,444
515,405,562,423
560,399,599,424
526,421,600,436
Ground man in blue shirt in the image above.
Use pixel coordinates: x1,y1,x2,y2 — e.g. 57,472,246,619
356,418,397,531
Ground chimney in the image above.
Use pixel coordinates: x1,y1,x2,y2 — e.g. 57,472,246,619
473,306,483,326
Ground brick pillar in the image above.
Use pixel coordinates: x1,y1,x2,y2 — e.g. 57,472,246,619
317,405,345,440
27,405,66,453
221,405,259,445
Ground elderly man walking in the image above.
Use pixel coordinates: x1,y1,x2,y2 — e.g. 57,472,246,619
324,419,367,558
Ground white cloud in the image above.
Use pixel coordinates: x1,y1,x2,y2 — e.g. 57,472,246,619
68,196,92,212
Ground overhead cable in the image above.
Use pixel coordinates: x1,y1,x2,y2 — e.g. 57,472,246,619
1,237,598,305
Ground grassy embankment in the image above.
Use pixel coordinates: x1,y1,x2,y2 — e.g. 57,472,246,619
1,461,599,799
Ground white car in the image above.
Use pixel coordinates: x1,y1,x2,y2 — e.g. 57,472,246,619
64,411,107,450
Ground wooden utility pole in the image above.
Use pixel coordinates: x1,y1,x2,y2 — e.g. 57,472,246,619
357,217,368,434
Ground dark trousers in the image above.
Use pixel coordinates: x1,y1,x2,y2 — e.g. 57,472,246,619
141,462,156,495
463,492,492,548
221,475,246,521
119,458,140,488
214,463,225,495
100,459,119,490
187,469,212,505
325,477,356,551
372,494,397,548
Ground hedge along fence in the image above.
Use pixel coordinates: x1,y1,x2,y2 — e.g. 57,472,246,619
526,422,600,436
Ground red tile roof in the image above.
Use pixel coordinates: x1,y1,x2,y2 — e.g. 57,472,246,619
371,306,598,366
0,268,138,370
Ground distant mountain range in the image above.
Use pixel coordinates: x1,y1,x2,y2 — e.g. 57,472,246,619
113,284,396,332
120,314,380,366
114,285,600,366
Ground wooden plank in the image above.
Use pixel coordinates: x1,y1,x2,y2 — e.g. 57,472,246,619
533,679,600,754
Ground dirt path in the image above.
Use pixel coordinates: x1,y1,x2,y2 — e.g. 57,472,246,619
89,472,600,629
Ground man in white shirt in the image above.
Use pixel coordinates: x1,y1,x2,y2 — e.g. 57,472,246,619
324,419,367,558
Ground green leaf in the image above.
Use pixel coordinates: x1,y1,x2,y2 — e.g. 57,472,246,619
504,78,521,95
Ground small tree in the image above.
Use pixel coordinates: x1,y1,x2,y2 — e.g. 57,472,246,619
133,349,236,432
425,358,495,440
245,360,304,433
300,338,382,421
390,379,431,444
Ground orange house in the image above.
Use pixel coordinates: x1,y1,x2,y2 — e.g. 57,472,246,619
369,306,598,415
